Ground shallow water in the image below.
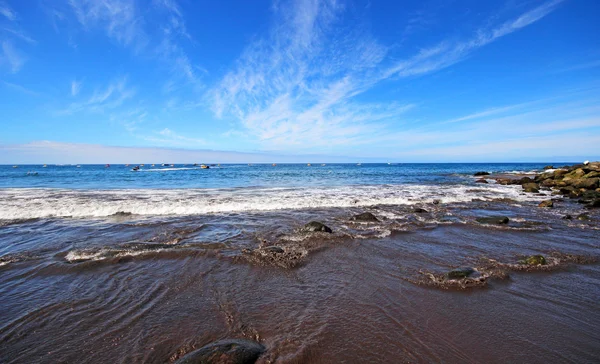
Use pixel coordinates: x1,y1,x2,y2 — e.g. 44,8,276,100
1,164,599,363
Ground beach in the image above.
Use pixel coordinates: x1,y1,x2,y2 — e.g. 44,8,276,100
1,163,599,363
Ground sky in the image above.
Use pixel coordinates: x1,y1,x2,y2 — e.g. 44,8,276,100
0,0,599,163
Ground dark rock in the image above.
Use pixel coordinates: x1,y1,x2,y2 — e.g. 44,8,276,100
475,179,488,183
474,171,490,176
553,170,569,179
543,165,554,170
351,212,379,222
413,207,428,213
520,255,547,266
495,178,513,185
573,178,599,190
585,199,600,209
432,199,441,205
112,211,132,216
476,216,509,225
301,221,332,233
261,246,284,254
522,182,539,192
538,200,553,208
447,267,475,280
175,339,265,364
519,177,533,184
540,179,555,188
578,190,600,204
576,213,590,221
562,215,573,220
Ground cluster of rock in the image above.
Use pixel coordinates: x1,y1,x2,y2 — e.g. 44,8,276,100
477,161,600,209
175,339,265,364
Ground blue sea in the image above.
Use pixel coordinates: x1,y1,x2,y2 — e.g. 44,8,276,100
0,162,560,220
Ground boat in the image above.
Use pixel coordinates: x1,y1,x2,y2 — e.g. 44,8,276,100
140,164,144,167
307,163,311,166
272,163,277,166
200,164,209,169
131,166,140,172
43,164,47,168
125,164,130,167
357,163,362,166
321,164,326,166
105,164,110,168
151,164,155,167
12,165,17,168
76,165,81,168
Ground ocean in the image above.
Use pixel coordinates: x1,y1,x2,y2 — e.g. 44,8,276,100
1,163,599,363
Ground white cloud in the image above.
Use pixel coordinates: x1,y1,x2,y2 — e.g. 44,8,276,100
68,0,146,48
0,1,16,21
0,40,25,73
210,0,564,151
142,128,207,147
59,77,135,114
71,79,82,96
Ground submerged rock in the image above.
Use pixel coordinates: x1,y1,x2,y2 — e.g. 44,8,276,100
475,178,488,183
413,207,428,213
474,171,490,176
538,200,553,208
301,221,333,233
447,267,475,280
521,255,547,266
476,216,510,225
576,213,590,221
351,212,379,222
175,339,265,364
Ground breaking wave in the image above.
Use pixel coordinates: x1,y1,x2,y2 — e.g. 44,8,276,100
0,184,551,220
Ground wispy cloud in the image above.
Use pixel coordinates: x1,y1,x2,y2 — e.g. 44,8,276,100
59,77,135,114
2,80,39,96
0,1,16,21
0,40,25,73
141,128,206,147
71,79,82,96
68,0,147,49
210,0,564,151
2,27,36,44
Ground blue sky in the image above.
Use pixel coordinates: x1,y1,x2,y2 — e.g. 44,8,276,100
0,0,599,163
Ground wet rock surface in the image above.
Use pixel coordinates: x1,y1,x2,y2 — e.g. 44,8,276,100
175,339,265,364
350,212,379,222
301,221,333,233
476,216,510,225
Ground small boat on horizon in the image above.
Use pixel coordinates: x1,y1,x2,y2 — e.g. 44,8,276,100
43,164,47,168
105,164,110,168
201,164,209,169
12,165,18,168
272,163,277,166
307,163,311,166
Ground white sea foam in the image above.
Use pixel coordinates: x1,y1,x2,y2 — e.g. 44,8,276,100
0,184,551,220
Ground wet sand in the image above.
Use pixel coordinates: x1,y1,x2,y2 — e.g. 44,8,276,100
1,197,599,363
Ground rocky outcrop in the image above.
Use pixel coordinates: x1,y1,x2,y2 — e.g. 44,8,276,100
447,267,475,279
175,339,265,364
301,221,333,233
538,200,553,208
475,178,488,183
520,255,547,266
351,212,379,222
476,216,510,225
413,207,428,213
474,171,490,176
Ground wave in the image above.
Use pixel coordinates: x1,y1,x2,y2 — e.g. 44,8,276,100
0,184,551,220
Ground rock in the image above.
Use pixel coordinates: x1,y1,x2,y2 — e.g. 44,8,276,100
522,183,539,193
261,246,284,254
519,177,533,184
432,199,441,205
573,178,599,190
553,170,569,179
175,339,265,364
540,179,555,187
576,213,590,221
543,165,554,170
476,216,509,225
578,190,600,204
301,221,332,233
584,171,600,179
585,199,600,209
538,200,553,208
351,212,379,222
562,215,573,220
474,171,490,176
413,207,428,213
521,255,547,266
475,178,488,183
447,267,475,280
496,178,512,185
